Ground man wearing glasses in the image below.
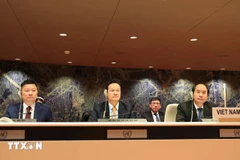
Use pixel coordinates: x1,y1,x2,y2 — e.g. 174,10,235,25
141,97,164,122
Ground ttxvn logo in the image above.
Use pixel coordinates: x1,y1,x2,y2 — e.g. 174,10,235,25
8,142,42,150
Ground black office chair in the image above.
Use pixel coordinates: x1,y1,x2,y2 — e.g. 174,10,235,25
80,111,90,122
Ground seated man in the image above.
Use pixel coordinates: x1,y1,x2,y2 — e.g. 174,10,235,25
4,79,54,122
141,97,164,122
176,83,216,122
88,79,132,122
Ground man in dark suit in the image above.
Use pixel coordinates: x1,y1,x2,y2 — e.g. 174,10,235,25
88,79,132,122
176,83,216,122
4,79,53,122
141,97,164,122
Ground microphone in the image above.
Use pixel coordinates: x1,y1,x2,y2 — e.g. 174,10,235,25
102,89,108,119
18,102,23,119
17,90,22,119
190,101,193,122
17,111,32,117
190,89,194,122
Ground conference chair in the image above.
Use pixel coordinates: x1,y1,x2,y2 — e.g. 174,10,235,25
164,104,178,122
0,117,14,122
81,111,90,122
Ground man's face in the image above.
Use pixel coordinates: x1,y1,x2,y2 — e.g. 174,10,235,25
107,83,121,102
193,84,208,105
21,84,38,103
149,100,161,114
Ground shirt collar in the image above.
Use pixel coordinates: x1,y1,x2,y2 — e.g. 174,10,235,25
23,103,35,109
194,102,203,110
108,102,119,110
151,111,159,115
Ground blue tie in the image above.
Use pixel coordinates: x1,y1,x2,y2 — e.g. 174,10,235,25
197,108,203,121
154,113,160,122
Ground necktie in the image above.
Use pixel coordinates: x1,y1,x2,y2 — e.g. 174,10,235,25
154,113,160,122
25,106,32,119
112,106,117,119
197,108,203,121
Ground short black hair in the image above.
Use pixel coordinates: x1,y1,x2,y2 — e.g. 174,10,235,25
105,79,121,90
192,83,209,95
149,97,161,104
21,79,37,88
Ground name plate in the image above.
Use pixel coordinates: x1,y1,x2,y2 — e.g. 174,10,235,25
0,130,25,140
98,118,147,122
107,129,147,139
220,129,240,138
212,108,240,120
12,119,37,122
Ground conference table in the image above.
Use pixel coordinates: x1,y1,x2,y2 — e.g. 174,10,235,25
0,122,240,160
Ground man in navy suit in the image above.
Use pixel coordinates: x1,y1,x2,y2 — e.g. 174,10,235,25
88,79,133,122
4,79,53,122
141,97,165,122
176,83,216,122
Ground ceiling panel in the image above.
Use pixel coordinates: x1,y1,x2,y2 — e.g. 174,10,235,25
0,0,239,71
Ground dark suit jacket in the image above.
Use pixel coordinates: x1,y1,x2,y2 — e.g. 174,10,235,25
88,101,133,122
141,110,165,122
4,102,54,122
176,100,217,122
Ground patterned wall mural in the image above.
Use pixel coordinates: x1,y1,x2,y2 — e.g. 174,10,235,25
1,61,240,122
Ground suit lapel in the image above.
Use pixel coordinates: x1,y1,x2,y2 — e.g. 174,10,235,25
192,107,198,121
148,111,154,122
34,103,40,120
106,103,110,118
203,103,211,118
17,103,23,119
102,102,110,118
118,102,124,118
158,111,164,122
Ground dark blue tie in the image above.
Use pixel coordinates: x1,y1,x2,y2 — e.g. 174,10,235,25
197,108,203,121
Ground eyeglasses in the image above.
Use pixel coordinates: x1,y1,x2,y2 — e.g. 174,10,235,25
151,102,161,105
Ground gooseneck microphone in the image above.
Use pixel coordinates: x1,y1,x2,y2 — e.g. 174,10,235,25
102,89,108,119
18,101,22,119
18,111,32,117
18,90,22,119
103,102,107,119
190,101,194,122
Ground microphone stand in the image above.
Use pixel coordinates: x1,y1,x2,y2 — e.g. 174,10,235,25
103,90,108,119
18,100,23,119
103,101,107,119
190,101,193,122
